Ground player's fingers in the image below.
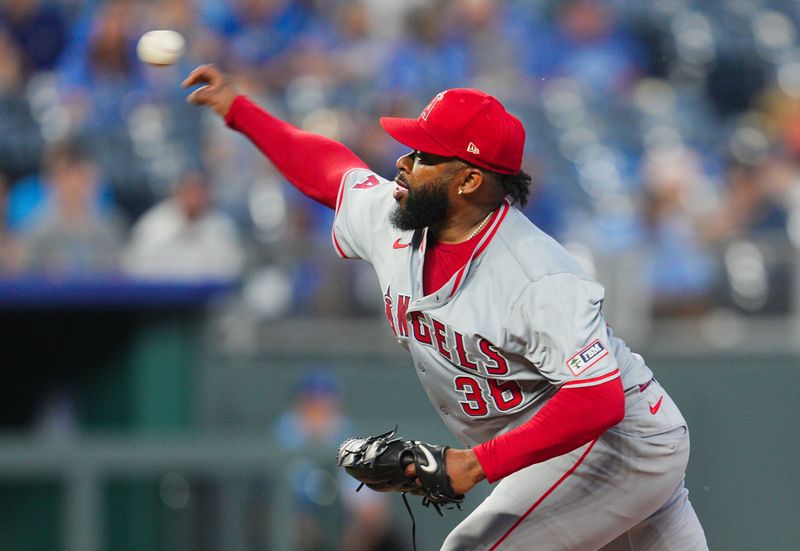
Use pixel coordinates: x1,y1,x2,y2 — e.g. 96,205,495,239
181,64,215,88
186,84,213,105
403,464,423,488
181,66,207,89
181,64,220,89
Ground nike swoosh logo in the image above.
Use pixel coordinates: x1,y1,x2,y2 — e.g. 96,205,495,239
649,396,663,415
417,444,438,474
393,238,410,249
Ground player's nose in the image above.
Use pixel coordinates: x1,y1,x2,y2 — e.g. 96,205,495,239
396,151,414,173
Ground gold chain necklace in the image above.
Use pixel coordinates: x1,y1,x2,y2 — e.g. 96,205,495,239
466,211,493,241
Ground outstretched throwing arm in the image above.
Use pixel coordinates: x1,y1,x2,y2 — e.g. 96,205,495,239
183,64,369,209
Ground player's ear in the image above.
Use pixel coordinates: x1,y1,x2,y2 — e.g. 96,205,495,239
456,166,485,196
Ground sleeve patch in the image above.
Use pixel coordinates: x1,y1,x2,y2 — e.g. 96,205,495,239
566,339,608,376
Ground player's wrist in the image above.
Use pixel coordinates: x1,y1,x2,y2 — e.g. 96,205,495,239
448,448,486,490
465,449,486,485
221,93,244,122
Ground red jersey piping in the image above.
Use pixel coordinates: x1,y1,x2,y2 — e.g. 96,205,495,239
448,201,511,297
489,438,598,550
331,168,360,259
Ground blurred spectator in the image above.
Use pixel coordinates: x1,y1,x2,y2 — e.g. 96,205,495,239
57,0,146,132
122,170,245,281
145,0,200,39
273,369,402,551
640,146,718,316
292,1,389,108
0,0,795,322
203,0,316,80
702,154,795,314
53,0,155,215
721,159,791,237
378,4,470,99
759,87,800,160
0,0,68,75
449,0,523,94
524,0,645,94
6,140,116,235
0,173,19,273
0,28,24,95
18,139,123,276
697,88,797,243
0,27,43,180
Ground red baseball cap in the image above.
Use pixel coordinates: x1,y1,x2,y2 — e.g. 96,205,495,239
380,89,525,175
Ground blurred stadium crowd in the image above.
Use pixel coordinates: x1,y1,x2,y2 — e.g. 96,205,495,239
1,0,800,319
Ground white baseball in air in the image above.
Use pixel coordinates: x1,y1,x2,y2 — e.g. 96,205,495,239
136,30,185,66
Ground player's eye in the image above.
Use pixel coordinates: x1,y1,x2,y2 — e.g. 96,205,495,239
412,151,453,166
413,151,430,165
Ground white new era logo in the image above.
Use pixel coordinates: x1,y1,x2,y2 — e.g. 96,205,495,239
467,142,480,155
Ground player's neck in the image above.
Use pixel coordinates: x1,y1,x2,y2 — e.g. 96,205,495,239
432,206,496,244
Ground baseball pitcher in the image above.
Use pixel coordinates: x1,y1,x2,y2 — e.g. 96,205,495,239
183,64,708,550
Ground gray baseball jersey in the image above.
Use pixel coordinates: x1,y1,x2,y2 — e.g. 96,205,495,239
332,168,652,447
332,167,708,549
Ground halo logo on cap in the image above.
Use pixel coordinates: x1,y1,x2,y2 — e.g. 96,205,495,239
420,92,446,121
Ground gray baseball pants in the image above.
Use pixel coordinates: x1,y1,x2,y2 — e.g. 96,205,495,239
442,380,709,550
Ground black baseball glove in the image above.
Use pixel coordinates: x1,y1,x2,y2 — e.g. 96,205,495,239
336,428,464,514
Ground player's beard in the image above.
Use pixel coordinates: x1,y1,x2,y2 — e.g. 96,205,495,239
390,175,450,232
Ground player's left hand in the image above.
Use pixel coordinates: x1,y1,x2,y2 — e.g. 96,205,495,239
337,429,470,514
404,447,486,496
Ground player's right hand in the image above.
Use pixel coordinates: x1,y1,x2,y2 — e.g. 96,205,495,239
182,64,238,119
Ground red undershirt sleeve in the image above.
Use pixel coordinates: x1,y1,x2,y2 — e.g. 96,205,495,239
472,377,625,483
225,95,369,209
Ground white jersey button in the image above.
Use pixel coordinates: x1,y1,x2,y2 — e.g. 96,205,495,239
417,363,426,372
440,406,449,415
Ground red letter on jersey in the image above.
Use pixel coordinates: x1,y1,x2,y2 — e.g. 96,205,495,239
453,331,478,371
395,294,410,337
383,291,397,337
480,338,510,375
353,174,380,189
411,312,432,345
431,318,452,360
